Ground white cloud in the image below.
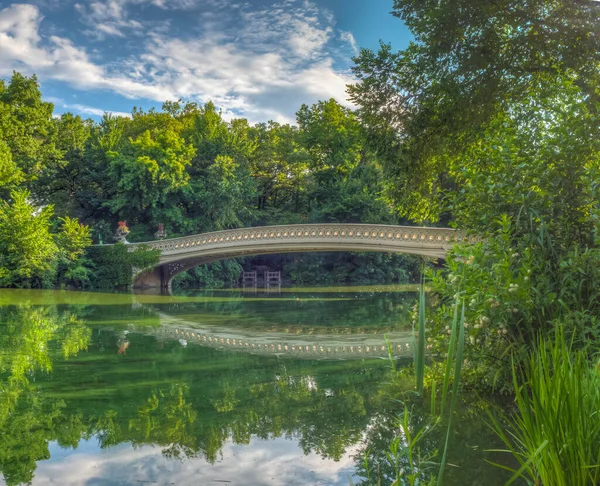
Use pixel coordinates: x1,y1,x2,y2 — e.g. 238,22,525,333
0,1,356,123
340,31,359,55
74,0,203,39
47,96,131,117
33,436,360,485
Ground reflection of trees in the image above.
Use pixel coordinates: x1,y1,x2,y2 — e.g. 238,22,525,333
128,383,198,459
0,306,92,486
0,322,394,484
0,302,514,486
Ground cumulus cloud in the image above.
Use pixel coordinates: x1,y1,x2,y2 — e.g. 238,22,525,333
0,0,356,123
34,436,359,486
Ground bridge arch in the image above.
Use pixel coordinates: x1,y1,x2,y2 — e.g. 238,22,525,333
130,224,465,289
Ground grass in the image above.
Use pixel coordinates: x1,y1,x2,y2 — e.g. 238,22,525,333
411,286,466,486
488,328,600,486
436,298,465,486
354,406,438,486
415,282,426,395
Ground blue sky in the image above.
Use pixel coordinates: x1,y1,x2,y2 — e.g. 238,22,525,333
0,0,411,123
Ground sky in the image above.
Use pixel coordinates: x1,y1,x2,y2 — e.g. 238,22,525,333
0,0,412,124
33,435,361,485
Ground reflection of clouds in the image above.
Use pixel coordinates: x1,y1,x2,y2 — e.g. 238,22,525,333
32,436,359,485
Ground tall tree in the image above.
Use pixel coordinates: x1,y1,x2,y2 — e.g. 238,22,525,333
249,121,310,217
0,190,58,287
0,73,58,181
297,99,363,187
349,0,600,223
0,141,23,191
106,128,196,219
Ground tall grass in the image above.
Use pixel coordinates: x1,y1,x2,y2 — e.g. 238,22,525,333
488,328,600,485
412,284,466,485
439,297,461,413
436,299,465,486
355,406,438,486
415,281,426,394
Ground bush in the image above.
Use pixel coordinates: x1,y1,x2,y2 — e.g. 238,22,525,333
424,214,600,392
86,243,160,289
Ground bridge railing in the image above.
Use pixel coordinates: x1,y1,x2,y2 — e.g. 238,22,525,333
126,223,469,257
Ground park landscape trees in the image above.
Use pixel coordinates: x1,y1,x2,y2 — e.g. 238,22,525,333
0,72,416,289
1,0,600,481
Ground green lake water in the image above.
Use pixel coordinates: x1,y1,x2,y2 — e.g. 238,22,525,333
0,287,514,486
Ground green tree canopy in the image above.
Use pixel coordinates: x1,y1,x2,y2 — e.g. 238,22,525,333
0,190,58,287
349,0,600,223
0,73,58,180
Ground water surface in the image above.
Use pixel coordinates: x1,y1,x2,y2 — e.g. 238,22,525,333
0,287,512,485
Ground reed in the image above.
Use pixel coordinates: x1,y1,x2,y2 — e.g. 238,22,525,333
436,299,465,486
488,328,600,486
415,281,426,394
439,296,460,413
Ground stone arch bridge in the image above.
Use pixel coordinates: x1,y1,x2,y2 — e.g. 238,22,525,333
130,224,465,289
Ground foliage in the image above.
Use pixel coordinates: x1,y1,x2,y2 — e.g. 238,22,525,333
0,141,23,192
349,0,600,222
282,252,419,287
0,72,59,179
172,260,243,290
56,216,92,261
0,190,93,289
349,0,600,393
86,243,160,289
0,72,430,289
0,190,58,287
489,329,600,486
106,128,195,216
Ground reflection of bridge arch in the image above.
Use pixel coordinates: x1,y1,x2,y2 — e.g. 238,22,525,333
149,313,416,360
130,224,465,289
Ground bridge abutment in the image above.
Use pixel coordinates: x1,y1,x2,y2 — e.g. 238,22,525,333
134,266,169,290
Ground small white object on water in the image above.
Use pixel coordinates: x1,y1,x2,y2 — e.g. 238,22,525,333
179,339,188,346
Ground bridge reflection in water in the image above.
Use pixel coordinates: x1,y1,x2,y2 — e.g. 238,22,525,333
152,313,415,359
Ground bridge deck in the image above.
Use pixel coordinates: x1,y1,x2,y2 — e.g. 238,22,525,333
120,224,468,288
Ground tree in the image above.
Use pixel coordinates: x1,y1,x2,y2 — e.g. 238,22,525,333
297,99,363,187
0,190,58,287
34,113,93,217
0,141,23,191
0,72,58,181
248,121,310,216
106,128,196,217
0,190,93,288
349,0,600,222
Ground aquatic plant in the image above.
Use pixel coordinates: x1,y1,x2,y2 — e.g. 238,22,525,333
436,299,465,486
410,285,467,485
415,282,426,395
355,406,437,486
488,329,600,485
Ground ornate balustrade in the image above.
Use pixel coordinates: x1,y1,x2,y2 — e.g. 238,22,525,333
125,224,468,288
130,224,465,259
